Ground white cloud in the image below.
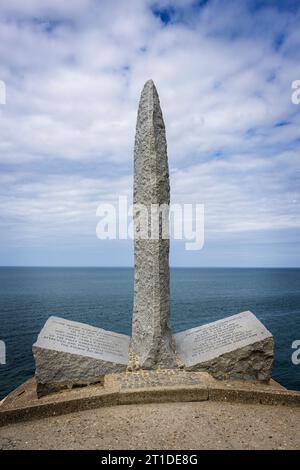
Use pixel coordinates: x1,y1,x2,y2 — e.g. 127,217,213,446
0,0,299,264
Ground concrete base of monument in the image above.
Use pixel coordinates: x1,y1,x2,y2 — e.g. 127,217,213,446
1,369,300,427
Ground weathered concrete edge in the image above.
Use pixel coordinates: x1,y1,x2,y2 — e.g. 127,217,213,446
1,383,300,427
118,385,209,406
0,391,120,428
208,386,300,407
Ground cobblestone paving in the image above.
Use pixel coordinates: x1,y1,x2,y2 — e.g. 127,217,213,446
118,369,203,390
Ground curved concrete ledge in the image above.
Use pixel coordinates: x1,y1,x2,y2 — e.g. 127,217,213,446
1,372,299,427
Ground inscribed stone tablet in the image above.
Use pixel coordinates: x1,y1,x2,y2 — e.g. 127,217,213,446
174,311,272,368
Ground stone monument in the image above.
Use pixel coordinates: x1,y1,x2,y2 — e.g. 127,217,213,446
32,80,274,396
175,311,274,381
33,316,129,396
130,80,176,370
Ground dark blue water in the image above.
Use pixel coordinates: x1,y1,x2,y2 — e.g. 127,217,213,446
0,267,299,398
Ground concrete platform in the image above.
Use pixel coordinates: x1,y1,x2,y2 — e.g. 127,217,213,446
1,370,300,427
1,400,300,449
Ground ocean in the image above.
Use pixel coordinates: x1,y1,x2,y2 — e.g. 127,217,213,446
0,267,299,398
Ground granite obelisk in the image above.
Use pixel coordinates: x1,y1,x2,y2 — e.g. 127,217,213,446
131,80,176,369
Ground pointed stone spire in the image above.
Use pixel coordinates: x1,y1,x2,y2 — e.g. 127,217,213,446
131,80,176,369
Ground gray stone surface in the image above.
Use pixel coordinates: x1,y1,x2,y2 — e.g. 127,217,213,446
0,340,5,365
33,316,129,394
174,311,274,381
131,80,176,369
117,370,205,390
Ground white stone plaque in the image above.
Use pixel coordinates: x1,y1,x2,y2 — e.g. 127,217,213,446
174,310,272,367
34,316,130,365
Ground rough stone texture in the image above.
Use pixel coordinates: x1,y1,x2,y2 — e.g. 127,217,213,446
33,348,125,397
184,337,274,382
118,369,206,390
131,80,176,369
175,311,274,382
33,316,129,396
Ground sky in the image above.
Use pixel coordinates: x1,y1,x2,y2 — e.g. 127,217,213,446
0,0,300,267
